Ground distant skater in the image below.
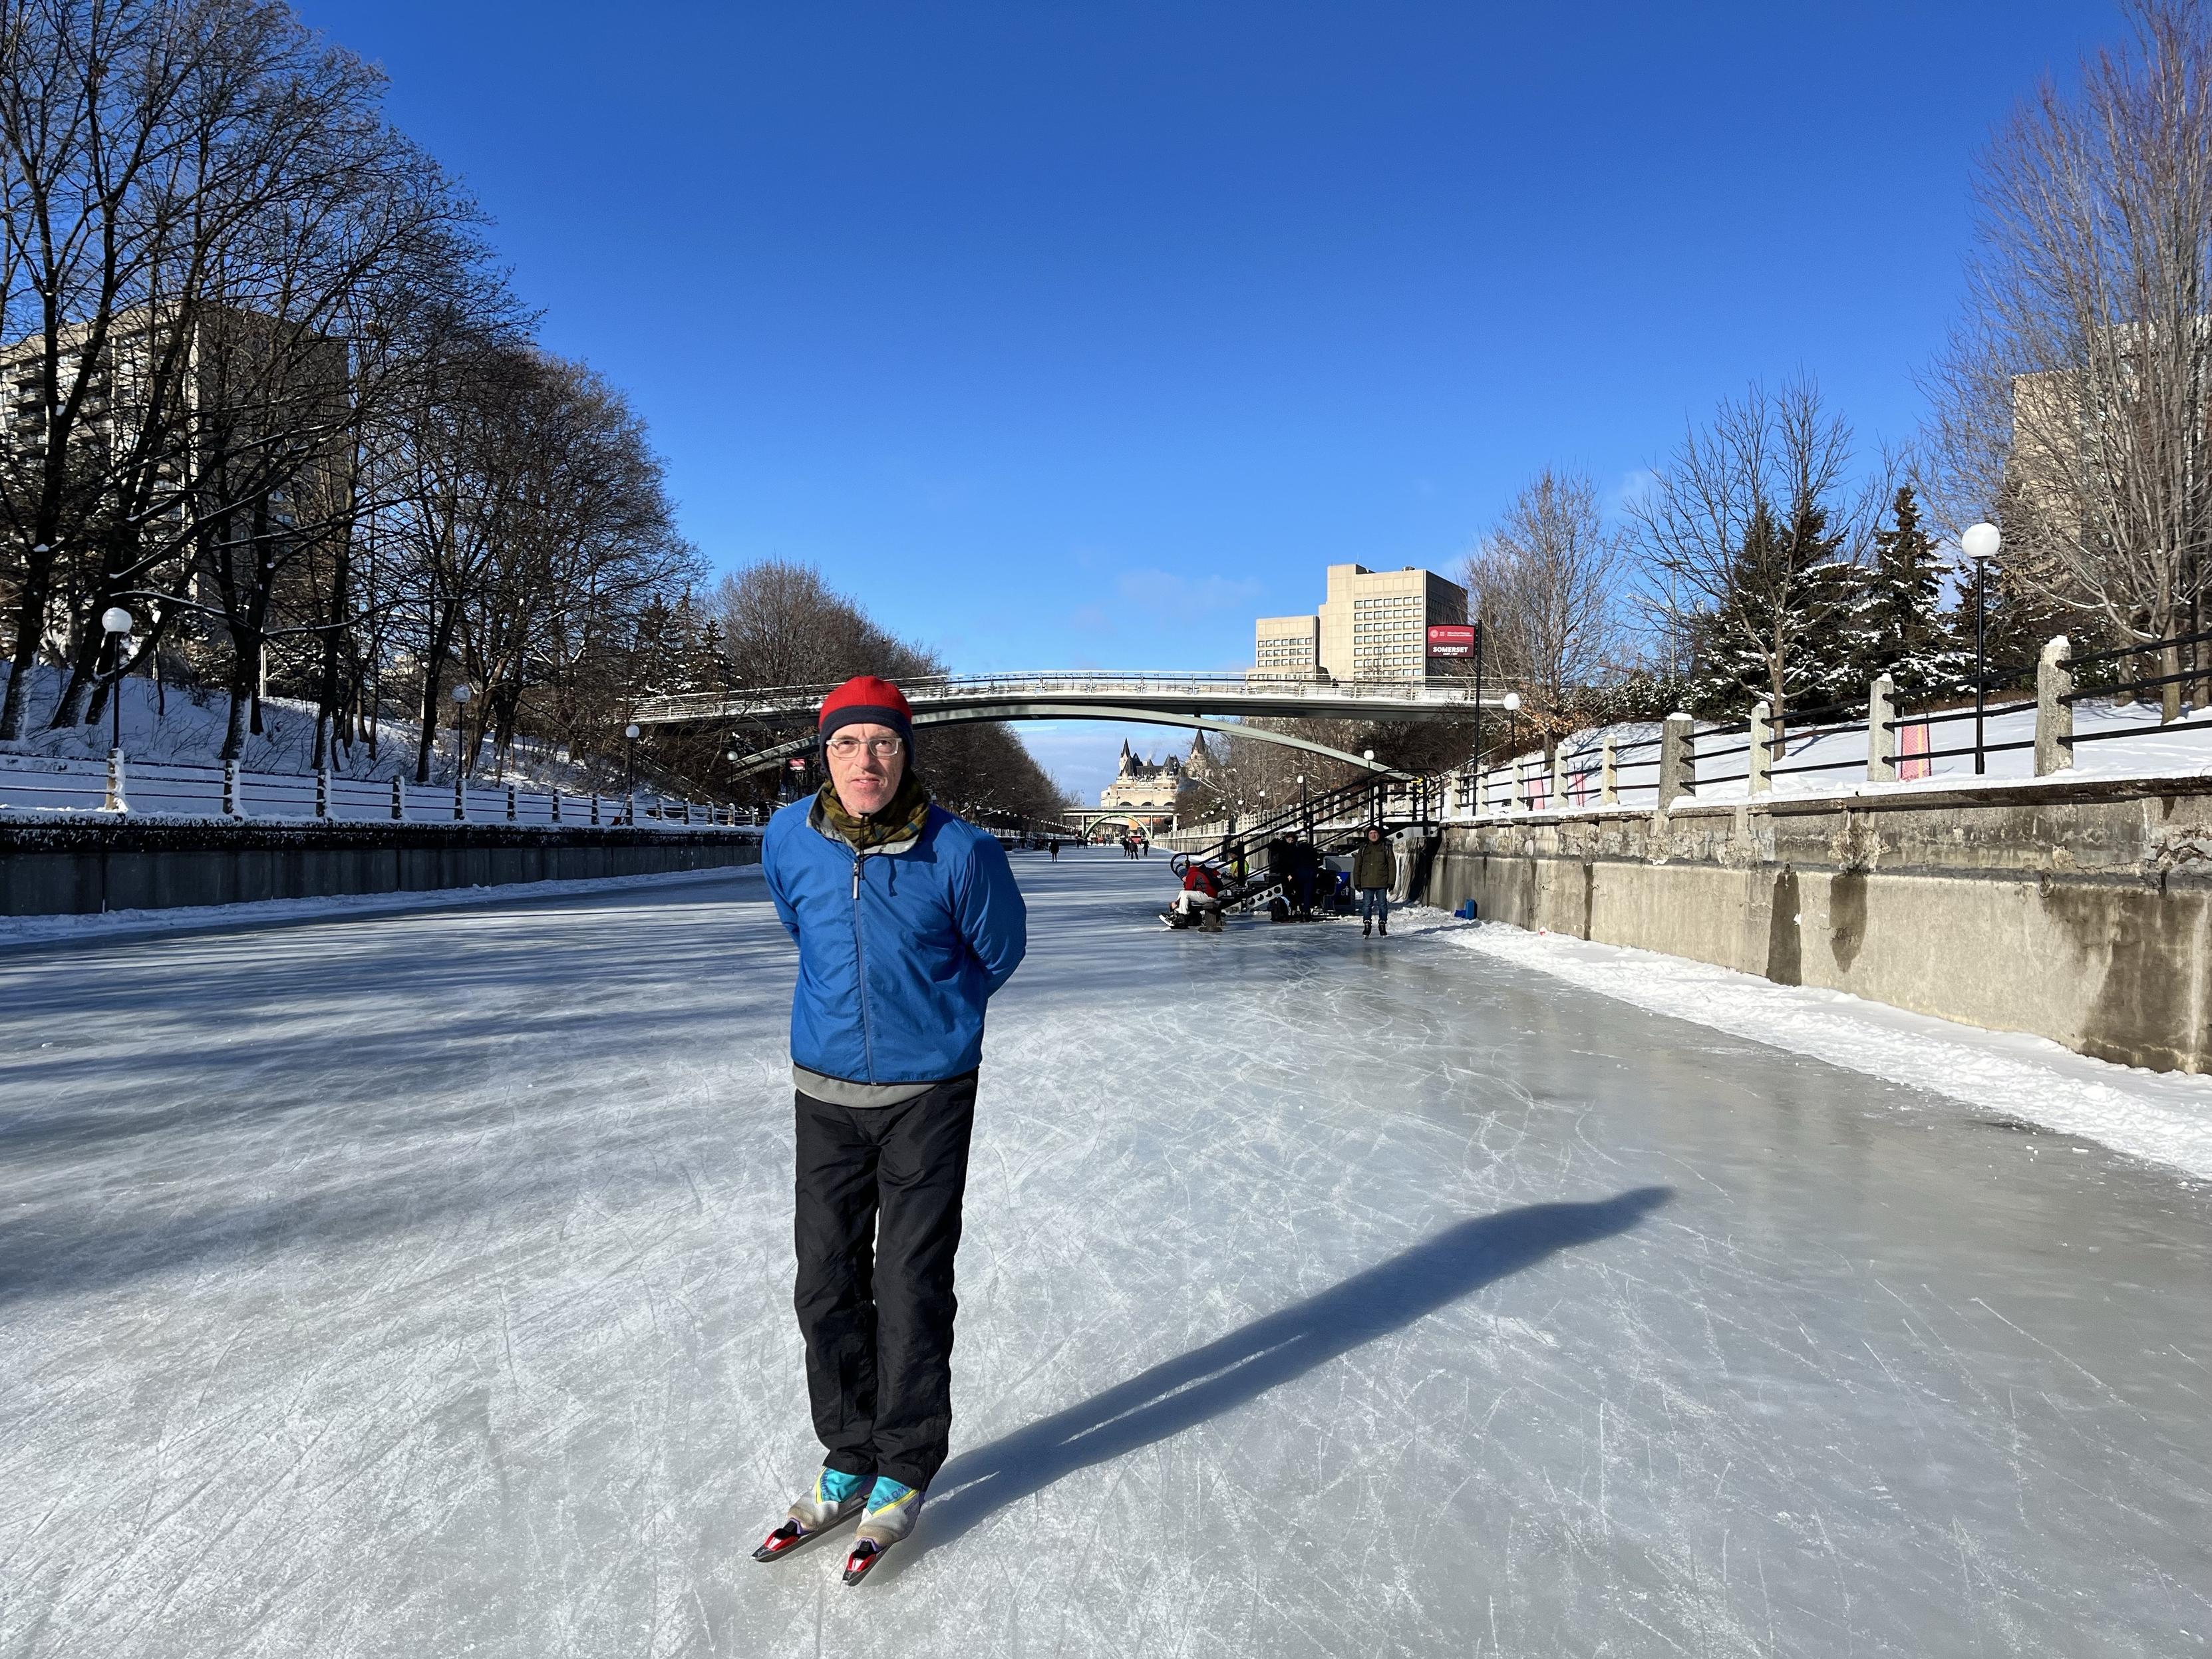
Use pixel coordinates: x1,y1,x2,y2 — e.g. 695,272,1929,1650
755,675,1028,1585
1049,839,1060,861
1354,825,1392,937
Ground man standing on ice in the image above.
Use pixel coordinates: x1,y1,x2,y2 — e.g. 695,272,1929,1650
753,675,1028,1586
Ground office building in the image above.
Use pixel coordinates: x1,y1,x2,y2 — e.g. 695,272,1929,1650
1251,613,1321,679
1251,563,1469,682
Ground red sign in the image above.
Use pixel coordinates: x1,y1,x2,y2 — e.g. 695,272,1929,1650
788,758,807,771
1426,624,1477,658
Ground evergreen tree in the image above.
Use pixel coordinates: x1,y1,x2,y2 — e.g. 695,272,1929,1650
629,596,679,695
1848,486,1958,698
1949,548,2076,692
693,616,728,692
1692,497,1854,715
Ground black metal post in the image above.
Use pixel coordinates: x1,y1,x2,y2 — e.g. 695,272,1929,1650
1974,559,1988,775
1471,619,1484,812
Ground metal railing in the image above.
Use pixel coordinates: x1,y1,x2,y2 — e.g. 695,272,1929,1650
1439,629,2212,820
1762,696,1873,782
2055,627,2212,752
1177,769,1446,871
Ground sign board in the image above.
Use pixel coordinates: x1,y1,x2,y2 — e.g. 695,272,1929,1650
788,758,807,772
1426,623,1477,659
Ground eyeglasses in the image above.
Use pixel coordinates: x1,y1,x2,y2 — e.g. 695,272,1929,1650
826,735,904,759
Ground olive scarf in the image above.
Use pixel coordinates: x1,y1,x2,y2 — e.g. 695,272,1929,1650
815,772,932,851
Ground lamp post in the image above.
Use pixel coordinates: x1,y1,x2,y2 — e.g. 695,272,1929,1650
624,722,641,820
1502,692,1522,810
100,607,133,752
450,682,472,784
1470,615,1485,786
1961,522,2001,775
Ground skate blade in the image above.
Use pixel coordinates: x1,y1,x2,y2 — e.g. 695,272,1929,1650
842,1540,888,1585
754,1512,856,1563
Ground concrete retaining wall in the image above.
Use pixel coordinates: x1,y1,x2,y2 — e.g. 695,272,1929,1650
0,818,760,918
1428,778,2212,1075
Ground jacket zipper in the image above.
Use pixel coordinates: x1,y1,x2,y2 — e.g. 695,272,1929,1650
849,847,876,1082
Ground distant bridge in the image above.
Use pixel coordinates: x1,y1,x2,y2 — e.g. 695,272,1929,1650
632,672,1498,778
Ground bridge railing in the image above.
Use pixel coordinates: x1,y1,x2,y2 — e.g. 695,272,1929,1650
1175,770,1446,868
635,671,1490,724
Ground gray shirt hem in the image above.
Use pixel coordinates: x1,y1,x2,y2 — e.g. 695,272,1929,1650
792,1066,941,1109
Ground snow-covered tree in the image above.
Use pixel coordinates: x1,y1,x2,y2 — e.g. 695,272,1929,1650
1633,380,1883,724
1843,486,1959,698
1687,494,1859,714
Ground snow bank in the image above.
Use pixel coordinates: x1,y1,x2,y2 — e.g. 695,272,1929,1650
1399,909,2212,1183
0,663,603,790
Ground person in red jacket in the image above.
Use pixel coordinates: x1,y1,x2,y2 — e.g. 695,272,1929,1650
1162,861,1223,929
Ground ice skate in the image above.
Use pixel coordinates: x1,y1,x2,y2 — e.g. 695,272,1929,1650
842,1477,923,1585
753,1467,868,1562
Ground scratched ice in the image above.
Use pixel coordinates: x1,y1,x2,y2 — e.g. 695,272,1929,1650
3,855,2209,1658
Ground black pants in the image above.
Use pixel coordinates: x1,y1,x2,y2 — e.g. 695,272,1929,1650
793,1075,977,1492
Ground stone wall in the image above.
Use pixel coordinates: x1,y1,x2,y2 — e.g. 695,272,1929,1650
0,818,760,918
1427,778,2212,1075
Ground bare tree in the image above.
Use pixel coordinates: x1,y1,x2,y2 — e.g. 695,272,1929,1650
369,337,695,784
466,352,697,774
1630,380,1884,726
1464,468,1625,759
714,559,873,690
1923,0,2212,710
0,0,495,750
708,557,1068,820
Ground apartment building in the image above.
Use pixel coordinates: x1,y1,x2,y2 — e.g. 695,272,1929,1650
1252,562,1469,682
2,303,347,668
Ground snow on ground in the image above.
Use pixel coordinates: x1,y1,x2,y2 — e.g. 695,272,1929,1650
2,853,2208,1657
0,663,597,788
1401,909,2212,1184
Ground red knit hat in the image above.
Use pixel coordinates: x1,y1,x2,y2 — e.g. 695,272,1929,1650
818,675,915,750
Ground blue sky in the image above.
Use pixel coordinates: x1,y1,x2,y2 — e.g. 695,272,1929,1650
293,1,2118,797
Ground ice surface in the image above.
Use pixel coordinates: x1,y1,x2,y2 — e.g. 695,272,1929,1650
3,855,2209,1656
1420,914,2212,1183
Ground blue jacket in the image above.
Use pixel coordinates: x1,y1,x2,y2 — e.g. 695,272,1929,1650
762,797,1028,1086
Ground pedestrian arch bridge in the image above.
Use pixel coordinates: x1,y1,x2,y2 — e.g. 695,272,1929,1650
632,672,1496,777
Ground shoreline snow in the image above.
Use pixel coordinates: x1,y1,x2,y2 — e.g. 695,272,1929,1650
1396,909,2212,1183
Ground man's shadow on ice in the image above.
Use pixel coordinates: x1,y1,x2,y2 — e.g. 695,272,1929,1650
885,1185,1671,1575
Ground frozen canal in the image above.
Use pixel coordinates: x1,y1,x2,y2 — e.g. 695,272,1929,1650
3,852,2209,1658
